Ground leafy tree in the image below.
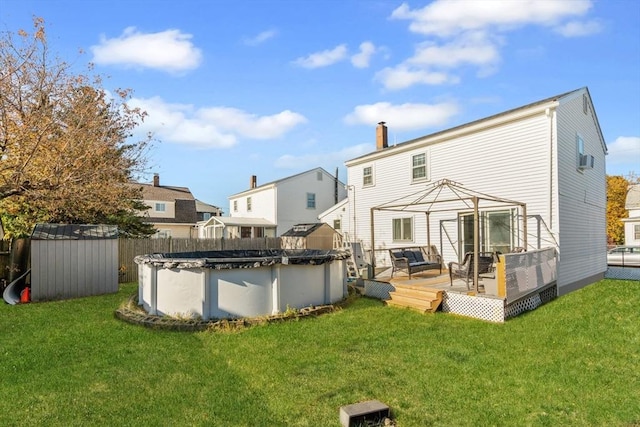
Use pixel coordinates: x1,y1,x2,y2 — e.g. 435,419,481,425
0,17,154,238
606,175,630,245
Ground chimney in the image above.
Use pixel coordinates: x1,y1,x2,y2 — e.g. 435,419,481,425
250,175,257,189
153,173,160,187
376,122,388,150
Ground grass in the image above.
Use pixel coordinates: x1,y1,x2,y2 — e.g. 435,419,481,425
1,279,639,426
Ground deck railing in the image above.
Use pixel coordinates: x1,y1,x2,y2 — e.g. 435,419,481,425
496,247,557,303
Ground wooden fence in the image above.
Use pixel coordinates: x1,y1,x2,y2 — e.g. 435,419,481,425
118,237,282,283
0,240,10,285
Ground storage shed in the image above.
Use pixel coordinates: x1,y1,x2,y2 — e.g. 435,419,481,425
281,223,340,250
30,224,118,301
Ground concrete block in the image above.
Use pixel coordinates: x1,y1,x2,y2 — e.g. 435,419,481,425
339,399,390,427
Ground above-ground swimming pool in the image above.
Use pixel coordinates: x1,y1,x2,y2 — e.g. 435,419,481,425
134,249,350,320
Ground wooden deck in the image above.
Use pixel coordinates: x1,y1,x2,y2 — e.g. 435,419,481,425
373,267,480,294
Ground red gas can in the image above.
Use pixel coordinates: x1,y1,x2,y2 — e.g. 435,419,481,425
20,286,30,303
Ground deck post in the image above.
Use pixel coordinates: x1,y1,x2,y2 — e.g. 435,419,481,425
370,207,376,278
426,211,431,249
522,204,528,250
473,196,479,293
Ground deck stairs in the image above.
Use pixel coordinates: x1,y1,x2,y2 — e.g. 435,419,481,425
386,285,443,313
343,239,367,280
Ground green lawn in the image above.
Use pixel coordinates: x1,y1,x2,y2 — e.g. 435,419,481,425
1,279,638,426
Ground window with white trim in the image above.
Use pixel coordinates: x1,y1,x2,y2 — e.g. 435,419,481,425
233,200,238,212
155,203,166,212
635,224,640,240
317,171,323,181
363,166,373,186
392,217,413,242
247,197,252,212
333,219,341,231
576,134,584,167
307,193,316,209
412,153,427,181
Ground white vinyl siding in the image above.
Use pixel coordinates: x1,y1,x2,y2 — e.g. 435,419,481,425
556,91,607,290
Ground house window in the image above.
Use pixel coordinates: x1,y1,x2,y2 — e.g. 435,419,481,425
233,200,238,212
363,166,373,186
240,227,252,238
333,219,341,231
412,153,427,181
635,224,640,240
203,212,211,221
392,217,413,242
156,229,171,239
307,193,316,209
155,203,166,212
576,134,585,168
247,197,252,212
317,171,323,181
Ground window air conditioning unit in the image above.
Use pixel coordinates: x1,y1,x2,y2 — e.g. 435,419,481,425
579,154,595,169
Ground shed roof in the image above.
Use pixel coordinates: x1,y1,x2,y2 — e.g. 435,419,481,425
202,216,276,228
281,223,325,237
31,224,118,240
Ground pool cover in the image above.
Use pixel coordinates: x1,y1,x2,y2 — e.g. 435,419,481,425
134,249,351,269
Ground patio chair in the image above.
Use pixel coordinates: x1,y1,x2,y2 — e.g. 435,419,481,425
448,252,496,290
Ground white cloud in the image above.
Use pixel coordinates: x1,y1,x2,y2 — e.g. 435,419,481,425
91,27,202,73
275,143,371,169
243,29,277,46
129,96,306,149
293,44,348,68
606,136,640,175
385,0,598,90
554,20,602,37
344,101,459,131
391,0,593,36
351,41,377,68
199,107,307,139
376,66,458,90
409,32,500,70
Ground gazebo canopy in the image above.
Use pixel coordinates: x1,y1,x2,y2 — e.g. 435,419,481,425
370,179,528,291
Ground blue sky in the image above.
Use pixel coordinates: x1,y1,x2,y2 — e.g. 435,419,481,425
2,0,639,210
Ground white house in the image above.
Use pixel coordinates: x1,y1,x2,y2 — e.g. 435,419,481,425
321,87,607,296
623,183,640,246
200,167,347,238
197,216,276,239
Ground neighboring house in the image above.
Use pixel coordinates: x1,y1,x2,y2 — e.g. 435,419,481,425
197,216,276,239
196,199,223,221
206,167,347,237
321,87,607,296
136,174,198,238
623,183,640,246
